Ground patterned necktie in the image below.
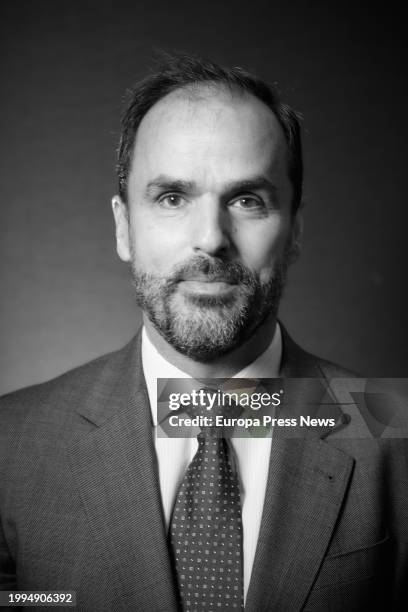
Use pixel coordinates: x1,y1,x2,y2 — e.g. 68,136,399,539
169,397,244,611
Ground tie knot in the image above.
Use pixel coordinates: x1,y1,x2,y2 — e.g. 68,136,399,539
185,388,243,437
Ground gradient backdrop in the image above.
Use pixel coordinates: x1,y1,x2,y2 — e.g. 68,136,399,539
1,0,407,394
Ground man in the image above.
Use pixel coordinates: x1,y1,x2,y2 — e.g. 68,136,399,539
0,55,407,611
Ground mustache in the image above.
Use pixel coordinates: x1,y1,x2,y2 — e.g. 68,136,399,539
167,256,257,286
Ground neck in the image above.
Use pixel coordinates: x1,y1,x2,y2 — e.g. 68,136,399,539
143,314,278,378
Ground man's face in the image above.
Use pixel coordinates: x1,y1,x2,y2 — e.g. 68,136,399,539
113,87,300,361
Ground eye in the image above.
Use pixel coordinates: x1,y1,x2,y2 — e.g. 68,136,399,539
158,193,186,208
230,195,264,210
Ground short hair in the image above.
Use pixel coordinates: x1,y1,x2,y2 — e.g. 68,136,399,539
117,53,303,214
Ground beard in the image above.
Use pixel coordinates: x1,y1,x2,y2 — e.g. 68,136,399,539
130,251,289,362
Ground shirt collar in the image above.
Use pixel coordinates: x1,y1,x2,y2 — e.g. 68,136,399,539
142,323,282,426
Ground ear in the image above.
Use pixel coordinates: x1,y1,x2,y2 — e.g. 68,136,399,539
111,195,131,262
287,204,304,264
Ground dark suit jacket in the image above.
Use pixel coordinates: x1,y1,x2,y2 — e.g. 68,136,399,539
0,327,407,611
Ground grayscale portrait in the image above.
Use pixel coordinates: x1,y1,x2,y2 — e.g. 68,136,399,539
0,2,407,611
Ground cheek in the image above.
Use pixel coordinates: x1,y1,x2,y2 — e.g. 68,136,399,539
129,213,186,271
234,221,291,276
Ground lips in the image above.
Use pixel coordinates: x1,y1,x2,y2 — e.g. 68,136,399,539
180,275,235,283
177,277,238,297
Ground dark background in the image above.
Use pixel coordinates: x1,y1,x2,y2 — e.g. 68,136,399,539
1,0,407,394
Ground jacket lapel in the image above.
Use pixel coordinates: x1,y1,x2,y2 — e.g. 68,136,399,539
67,333,179,612
245,325,355,612
245,438,354,611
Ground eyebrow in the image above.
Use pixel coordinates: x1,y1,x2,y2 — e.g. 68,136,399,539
145,176,195,198
144,174,277,200
222,177,278,200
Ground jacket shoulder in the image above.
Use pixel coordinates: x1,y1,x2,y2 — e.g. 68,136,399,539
313,356,358,379
0,336,139,430
280,323,358,378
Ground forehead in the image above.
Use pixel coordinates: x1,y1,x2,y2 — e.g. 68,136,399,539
129,86,289,188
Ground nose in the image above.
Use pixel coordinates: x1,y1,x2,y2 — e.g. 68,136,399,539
192,198,231,256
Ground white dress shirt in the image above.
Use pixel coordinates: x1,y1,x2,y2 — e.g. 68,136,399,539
142,324,282,604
